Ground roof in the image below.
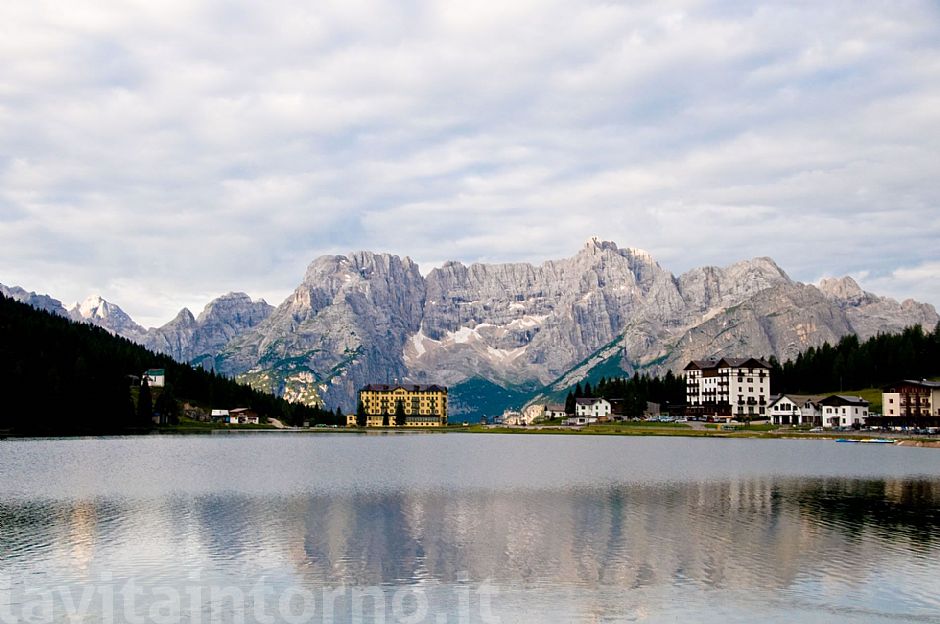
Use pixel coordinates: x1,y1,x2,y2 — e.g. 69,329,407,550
145,368,165,375
546,403,566,411
360,384,447,392
819,394,869,407
576,397,609,405
210,409,229,416
768,393,824,407
883,379,940,391
684,357,771,371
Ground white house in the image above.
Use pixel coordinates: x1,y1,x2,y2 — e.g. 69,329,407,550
143,368,165,388
545,403,568,419
229,408,260,425
819,395,869,429
768,394,822,426
576,397,611,419
210,409,229,422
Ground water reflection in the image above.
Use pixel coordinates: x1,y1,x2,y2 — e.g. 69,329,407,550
3,435,940,622
3,477,939,622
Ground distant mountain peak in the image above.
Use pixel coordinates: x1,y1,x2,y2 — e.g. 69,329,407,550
0,283,68,316
818,276,866,300
68,294,146,337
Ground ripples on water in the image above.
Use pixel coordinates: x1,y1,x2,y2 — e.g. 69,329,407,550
1,434,939,623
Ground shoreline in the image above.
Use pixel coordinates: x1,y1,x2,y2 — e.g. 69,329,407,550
3,423,939,446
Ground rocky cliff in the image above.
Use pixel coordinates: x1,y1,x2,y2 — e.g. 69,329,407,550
0,284,69,317
145,292,273,365
5,240,937,419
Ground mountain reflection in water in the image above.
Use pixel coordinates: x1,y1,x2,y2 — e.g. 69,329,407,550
1,435,939,622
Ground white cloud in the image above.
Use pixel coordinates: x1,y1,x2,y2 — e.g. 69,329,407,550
0,0,939,325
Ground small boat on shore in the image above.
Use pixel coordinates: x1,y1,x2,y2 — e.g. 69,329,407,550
836,438,897,444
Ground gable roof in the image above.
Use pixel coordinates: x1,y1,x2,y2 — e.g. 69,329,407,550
575,397,610,406
768,393,824,407
818,394,869,407
684,357,771,371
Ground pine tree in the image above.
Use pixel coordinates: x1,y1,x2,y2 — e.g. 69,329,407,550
137,377,152,426
564,391,576,415
382,410,389,427
356,400,367,427
394,399,407,426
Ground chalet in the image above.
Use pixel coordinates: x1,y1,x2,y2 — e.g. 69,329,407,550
545,403,568,419
818,395,869,429
143,368,165,388
228,408,260,425
768,394,823,426
575,397,611,419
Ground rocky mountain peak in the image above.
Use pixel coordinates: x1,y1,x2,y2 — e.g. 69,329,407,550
69,295,146,337
818,276,868,302
197,292,272,324
0,283,68,316
170,307,197,326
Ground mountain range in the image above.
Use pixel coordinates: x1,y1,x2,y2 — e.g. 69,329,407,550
4,239,937,421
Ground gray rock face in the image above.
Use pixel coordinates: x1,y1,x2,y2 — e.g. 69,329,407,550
0,283,69,316
411,240,684,386
5,241,937,414
146,292,273,364
817,276,938,339
1,285,273,365
217,239,938,411
217,252,426,407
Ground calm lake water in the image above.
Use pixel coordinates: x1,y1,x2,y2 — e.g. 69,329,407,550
1,433,939,623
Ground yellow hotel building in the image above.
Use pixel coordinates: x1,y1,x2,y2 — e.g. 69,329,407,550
348,384,448,427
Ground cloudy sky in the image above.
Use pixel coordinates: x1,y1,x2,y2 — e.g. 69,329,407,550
1,0,938,326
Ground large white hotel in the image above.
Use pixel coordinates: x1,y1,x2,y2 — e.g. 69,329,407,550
684,357,772,421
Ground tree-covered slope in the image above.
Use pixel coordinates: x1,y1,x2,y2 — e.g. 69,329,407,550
0,294,335,434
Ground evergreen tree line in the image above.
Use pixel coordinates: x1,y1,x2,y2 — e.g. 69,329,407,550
0,294,341,434
564,371,686,416
768,323,940,395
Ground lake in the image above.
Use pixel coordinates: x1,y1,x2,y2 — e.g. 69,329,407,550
1,433,939,623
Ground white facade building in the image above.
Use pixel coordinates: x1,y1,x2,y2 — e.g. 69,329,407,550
575,398,611,419
684,358,772,421
143,368,165,388
819,395,869,428
768,394,822,426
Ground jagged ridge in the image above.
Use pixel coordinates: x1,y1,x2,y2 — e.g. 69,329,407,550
4,240,937,420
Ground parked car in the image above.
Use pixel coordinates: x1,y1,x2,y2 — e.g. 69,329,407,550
809,427,824,432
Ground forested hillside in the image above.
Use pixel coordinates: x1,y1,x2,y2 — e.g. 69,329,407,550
769,324,940,394
0,294,337,434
